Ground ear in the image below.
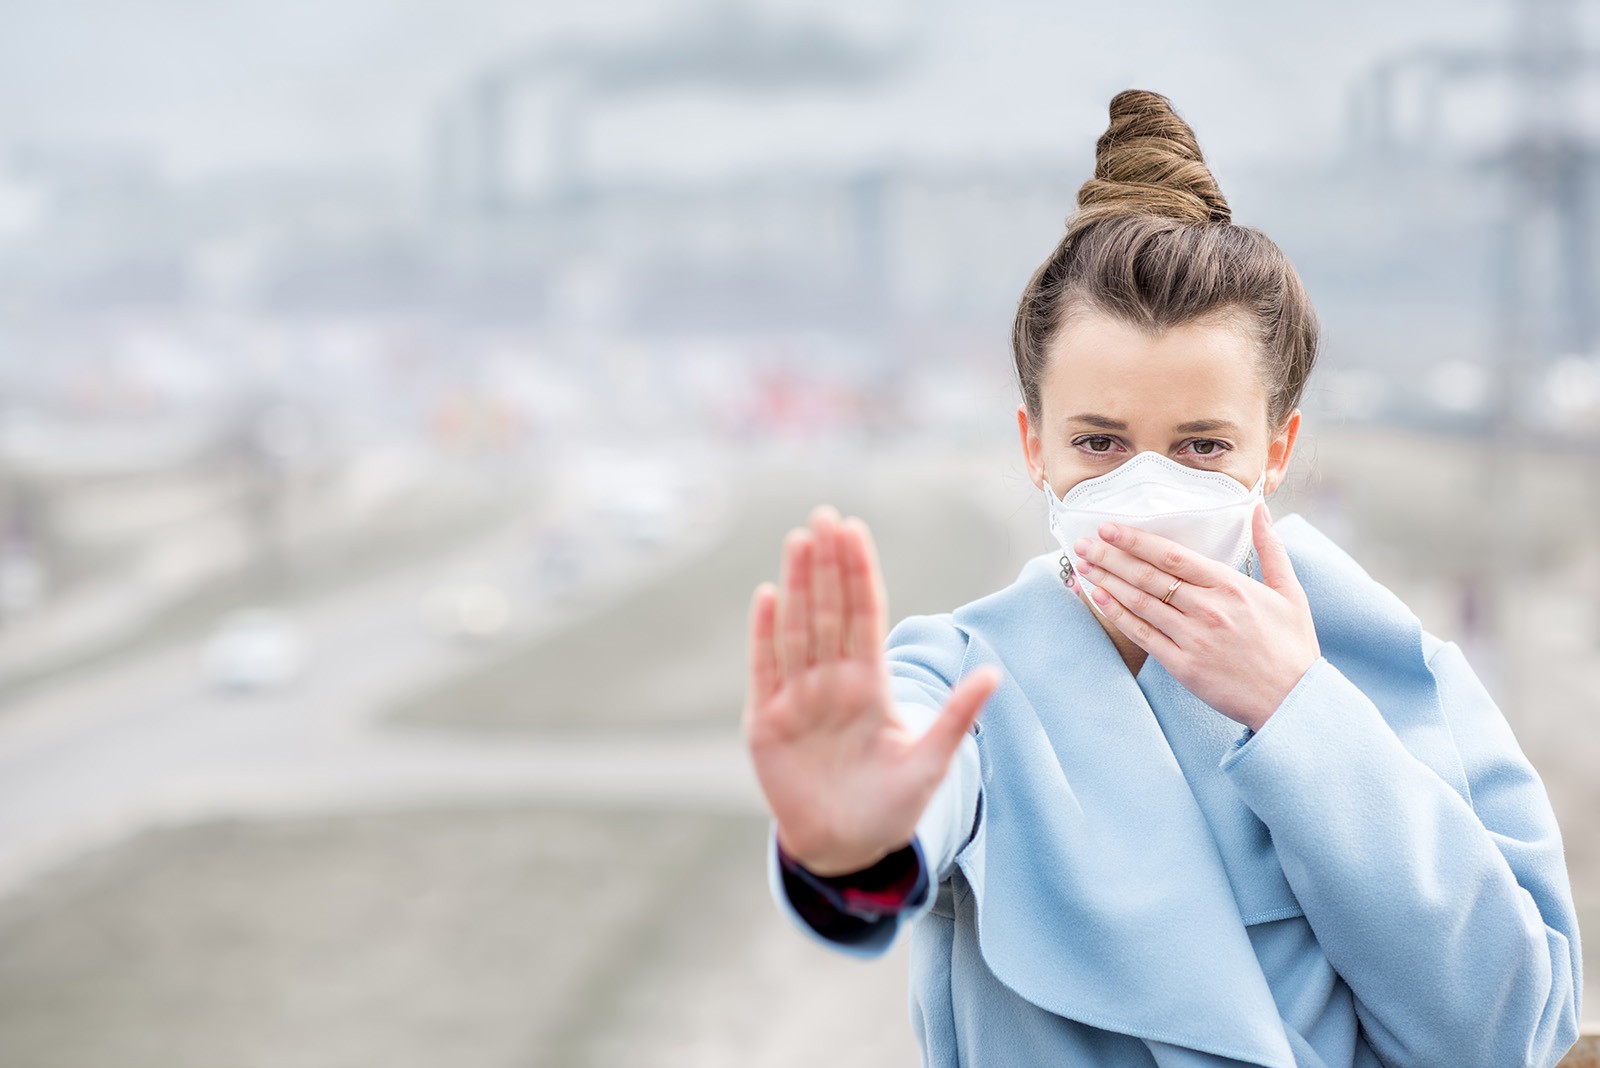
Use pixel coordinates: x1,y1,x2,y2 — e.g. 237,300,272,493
1017,403,1045,488
1264,408,1301,497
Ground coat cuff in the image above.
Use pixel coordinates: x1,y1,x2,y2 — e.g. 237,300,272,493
1218,655,1400,808
765,822,931,959
776,836,928,917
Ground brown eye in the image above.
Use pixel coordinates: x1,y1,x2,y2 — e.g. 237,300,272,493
1072,434,1124,456
1181,439,1230,459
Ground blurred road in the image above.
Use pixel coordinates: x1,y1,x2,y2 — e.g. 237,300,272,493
0,468,742,902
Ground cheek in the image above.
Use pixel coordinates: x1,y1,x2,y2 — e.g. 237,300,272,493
1224,445,1271,487
1044,445,1115,498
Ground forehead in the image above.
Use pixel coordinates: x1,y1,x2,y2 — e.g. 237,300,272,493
1040,310,1268,426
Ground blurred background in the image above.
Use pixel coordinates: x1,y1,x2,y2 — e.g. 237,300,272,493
0,0,1596,1063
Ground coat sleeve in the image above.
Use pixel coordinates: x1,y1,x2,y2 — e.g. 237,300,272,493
1218,644,1583,1068
765,612,985,959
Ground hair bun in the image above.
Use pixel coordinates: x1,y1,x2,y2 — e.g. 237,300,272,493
1072,89,1231,228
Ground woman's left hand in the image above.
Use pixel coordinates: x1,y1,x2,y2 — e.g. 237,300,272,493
1073,503,1320,732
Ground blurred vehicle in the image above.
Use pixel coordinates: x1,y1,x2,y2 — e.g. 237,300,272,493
202,609,306,691
420,580,511,641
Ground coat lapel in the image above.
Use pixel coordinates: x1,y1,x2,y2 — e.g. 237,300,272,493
1135,659,1306,926
951,555,1299,1068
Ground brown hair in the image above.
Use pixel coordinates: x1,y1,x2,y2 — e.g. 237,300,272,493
1011,89,1320,430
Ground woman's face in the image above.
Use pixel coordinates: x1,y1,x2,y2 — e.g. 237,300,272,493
1019,309,1300,499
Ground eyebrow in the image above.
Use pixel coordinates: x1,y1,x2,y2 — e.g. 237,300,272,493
1173,419,1241,435
1063,413,1129,431
1063,414,1242,436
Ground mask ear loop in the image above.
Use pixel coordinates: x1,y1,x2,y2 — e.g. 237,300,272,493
1244,466,1268,578
1044,467,1077,590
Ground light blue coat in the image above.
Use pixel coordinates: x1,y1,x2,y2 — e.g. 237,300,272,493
766,514,1583,1067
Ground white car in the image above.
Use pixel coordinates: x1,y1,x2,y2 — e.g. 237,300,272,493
203,609,305,691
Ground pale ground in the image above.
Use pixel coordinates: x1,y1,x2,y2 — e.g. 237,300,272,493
0,423,1593,1066
0,807,922,1068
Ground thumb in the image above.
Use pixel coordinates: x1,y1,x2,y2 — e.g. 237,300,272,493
1252,502,1301,597
915,666,999,768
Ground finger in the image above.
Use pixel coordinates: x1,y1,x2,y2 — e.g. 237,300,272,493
1086,581,1184,661
1252,503,1303,599
840,516,887,659
1077,535,1198,606
778,529,814,678
913,666,1000,769
809,505,845,661
747,581,780,705
1076,559,1187,637
1094,522,1234,587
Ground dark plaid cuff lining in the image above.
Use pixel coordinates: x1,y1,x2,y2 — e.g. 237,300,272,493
777,836,929,922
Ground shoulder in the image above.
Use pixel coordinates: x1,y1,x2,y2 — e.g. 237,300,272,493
886,552,1059,670
949,551,1063,641
1273,513,1432,669
1276,513,1480,799
885,612,971,680
883,553,1063,709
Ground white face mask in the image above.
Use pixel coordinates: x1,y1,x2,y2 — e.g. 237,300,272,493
1042,451,1265,607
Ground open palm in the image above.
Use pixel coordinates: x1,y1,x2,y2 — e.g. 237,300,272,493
741,505,1000,877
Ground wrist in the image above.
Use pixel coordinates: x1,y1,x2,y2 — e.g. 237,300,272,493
1242,655,1322,733
775,826,899,879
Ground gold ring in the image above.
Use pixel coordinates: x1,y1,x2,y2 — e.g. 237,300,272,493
1160,577,1183,606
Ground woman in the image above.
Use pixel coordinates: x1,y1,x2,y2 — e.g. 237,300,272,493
740,89,1584,1067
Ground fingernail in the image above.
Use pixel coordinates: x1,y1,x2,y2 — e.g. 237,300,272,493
1072,538,1090,557
1078,557,1095,572
1091,586,1110,604
1099,523,1119,542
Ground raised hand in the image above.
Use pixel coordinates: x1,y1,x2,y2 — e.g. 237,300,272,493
741,505,1000,877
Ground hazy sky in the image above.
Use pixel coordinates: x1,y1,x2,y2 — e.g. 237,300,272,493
0,0,1520,185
